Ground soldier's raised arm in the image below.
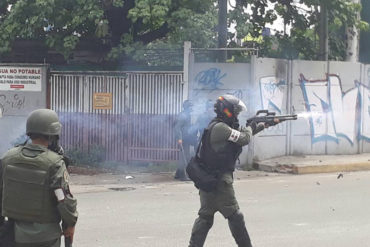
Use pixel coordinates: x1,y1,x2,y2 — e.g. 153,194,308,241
210,122,254,147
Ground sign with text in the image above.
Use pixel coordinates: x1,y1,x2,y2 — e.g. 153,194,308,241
93,93,113,110
0,66,42,91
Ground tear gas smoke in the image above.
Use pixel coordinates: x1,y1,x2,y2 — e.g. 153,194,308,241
297,111,324,119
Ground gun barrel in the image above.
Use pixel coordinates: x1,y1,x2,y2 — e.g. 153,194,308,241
247,113,297,124
277,114,297,120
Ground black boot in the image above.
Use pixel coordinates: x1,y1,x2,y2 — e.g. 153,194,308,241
189,215,214,247
228,210,252,247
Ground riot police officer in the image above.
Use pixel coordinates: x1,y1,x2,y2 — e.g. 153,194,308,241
174,100,198,181
188,95,276,247
0,109,78,247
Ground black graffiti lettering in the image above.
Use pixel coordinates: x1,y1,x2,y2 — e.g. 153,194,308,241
0,94,26,113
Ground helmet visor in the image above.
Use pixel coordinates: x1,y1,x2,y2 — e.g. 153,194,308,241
234,100,247,116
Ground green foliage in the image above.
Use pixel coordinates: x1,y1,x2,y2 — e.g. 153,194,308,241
228,0,368,60
128,0,170,28
0,0,105,58
0,0,368,63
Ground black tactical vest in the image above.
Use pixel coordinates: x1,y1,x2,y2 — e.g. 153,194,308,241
200,119,242,173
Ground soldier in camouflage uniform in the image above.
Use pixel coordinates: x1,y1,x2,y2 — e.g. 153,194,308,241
0,109,78,247
188,95,277,247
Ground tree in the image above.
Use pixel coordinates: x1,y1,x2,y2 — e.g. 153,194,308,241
0,0,367,65
0,0,217,65
0,0,106,58
229,0,368,61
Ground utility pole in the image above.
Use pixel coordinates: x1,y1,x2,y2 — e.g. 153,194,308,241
346,0,360,62
218,0,227,62
318,1,328,61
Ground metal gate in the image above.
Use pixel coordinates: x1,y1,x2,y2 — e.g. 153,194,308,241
50,71,184,162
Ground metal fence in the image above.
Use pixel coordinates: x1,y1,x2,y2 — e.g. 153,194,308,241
50,71,184,163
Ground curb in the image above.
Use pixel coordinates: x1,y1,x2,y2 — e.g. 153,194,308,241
255,155,370,175
291,162,370,174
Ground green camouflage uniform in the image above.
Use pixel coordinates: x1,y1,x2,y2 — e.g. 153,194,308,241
189,121,256,247
0,143,78,247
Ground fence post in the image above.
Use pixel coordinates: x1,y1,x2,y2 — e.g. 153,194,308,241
183,41,191,101
287,59,293,155
246,55,257,169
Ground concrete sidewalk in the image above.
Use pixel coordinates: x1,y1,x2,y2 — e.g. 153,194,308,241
255,153,370,174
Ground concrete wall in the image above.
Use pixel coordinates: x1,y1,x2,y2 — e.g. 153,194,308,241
188,61,252,165
361,64,370,153
189,56,370,164
252,57,290,160
0,64,49,156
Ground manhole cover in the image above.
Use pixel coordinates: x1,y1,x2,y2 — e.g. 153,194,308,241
109,187,136,192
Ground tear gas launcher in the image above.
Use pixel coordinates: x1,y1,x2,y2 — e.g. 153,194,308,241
246,110,297,126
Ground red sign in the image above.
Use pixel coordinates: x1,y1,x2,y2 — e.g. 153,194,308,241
10,84,25,89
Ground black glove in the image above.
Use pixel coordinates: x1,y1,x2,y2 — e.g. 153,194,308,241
247,121,257,132
247,121,265,135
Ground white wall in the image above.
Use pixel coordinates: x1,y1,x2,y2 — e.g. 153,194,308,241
189,57,370,165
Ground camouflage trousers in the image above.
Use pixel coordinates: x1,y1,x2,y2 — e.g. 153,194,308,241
189,172,252,247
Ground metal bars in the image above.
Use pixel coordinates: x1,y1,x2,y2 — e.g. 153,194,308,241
50,71,183,163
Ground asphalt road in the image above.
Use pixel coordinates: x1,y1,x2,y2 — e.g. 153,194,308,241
70,171,370,247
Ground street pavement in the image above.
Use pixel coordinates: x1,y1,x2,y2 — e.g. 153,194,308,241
70,170,370,247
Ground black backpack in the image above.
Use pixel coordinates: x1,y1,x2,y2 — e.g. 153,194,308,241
186,124,218,192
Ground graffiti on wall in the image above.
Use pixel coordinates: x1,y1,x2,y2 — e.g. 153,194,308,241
259,74,370,144
229,89,243,100
362,84,370,140
259,76,286,113
0,94,26,117
299,74,370,144
195,68,226,90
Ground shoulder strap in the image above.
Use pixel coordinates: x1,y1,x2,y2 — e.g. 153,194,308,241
195,120,219,159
